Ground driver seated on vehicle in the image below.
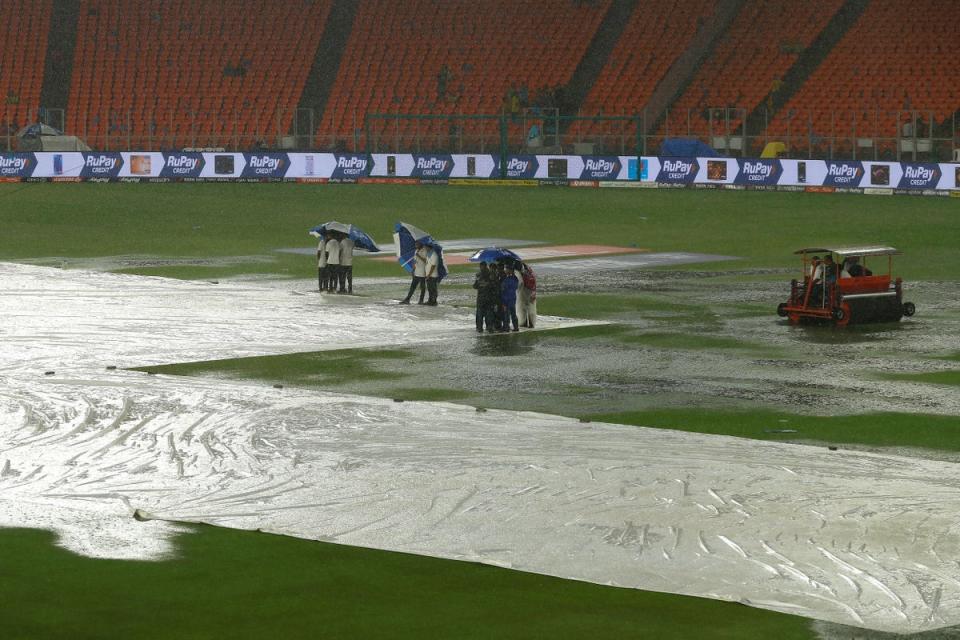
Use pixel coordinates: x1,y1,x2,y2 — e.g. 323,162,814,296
808,256,824,305
807,256,822,281
844,256,872,278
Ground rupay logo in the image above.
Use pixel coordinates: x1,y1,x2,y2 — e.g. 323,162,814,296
507,158,529,172
249,156,281,170
828,164,857,178
86,155,117,169
904,166,934,181
662,160,692,173
742,161,772,178
416,157,447,171
166,155,198,170
337,157,366,170
0,157,27,170
584,159,615,173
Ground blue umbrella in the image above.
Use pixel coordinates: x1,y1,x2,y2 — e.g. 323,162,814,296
468,247,522,264
308,221,380,252
393,222,447,281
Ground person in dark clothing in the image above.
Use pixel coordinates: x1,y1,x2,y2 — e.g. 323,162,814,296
472,262,498,332
399,241,428,304
499,266,520,332
844,256,872,278
491,262,505,330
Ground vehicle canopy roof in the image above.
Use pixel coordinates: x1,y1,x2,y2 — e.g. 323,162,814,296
794,246,901,258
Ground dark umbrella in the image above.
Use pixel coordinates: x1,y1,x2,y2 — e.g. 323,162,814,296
468,247,522,264
393,222,447,280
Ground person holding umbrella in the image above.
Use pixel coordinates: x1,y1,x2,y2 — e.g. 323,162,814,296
309,222,379,294
472,262,498,332
325,233,341,293
399,241,428,304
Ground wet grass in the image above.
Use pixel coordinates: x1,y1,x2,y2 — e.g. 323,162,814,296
1,182,958,280
586,409,960,452
538,292,720,324
880,371,960,387
135,348,413,386
622,331,766,351
0,525,817,640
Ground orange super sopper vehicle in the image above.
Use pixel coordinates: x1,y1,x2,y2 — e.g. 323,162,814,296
777,246,916,326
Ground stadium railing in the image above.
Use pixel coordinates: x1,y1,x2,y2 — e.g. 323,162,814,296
2,106,957,163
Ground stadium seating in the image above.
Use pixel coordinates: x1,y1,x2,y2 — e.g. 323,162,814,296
660,0,843,150
65,0,332,148
766,0,960,156
0,0,53,134
4,1,958,154
581,1,714,115
316,0,610,149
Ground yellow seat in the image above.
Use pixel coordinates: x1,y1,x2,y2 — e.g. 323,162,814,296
761,141,786,158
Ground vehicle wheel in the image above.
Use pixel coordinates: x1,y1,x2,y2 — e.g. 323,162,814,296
902,302,916,317
777,303,789,317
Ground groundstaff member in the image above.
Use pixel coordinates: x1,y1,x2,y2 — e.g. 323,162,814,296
316,235,328,291
339,232,355,293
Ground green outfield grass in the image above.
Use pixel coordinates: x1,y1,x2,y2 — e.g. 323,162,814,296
0,525,816,640
1,183,957,279
3,183,958,639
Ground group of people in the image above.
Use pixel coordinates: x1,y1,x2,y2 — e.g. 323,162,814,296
399,240,441,305
806,254,873,305
472,260,537,333
316,231,355,294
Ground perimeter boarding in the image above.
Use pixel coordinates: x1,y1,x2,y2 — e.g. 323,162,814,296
472,260,537,333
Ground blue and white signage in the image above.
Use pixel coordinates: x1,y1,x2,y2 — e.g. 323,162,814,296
735,159,781,186
656,158,699,184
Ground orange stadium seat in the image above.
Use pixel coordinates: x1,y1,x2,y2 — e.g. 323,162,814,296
655,0,844,142
0,0,53,131
316,0,611,147
65,0,333,149
767,0,960,146
576,0,716,143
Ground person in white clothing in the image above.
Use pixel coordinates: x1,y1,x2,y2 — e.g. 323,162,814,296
325,236,341,293
316,236,328,291
400,241,428,304
516,262,537,328
424,245,440,305
338,233,354,293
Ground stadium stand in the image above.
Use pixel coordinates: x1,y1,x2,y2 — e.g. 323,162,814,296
661,0,844,149
0,0,53,134
65,0,332,148
4,0,958,157
573,0,715,145
316,0,611,149
766,0,960,157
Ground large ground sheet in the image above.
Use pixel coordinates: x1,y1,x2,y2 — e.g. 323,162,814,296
2,263,959,634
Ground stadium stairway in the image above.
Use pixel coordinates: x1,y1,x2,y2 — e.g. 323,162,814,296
298,0,359,146
743,0,869,135
560,0,637,121
643,0,744,136
39,0,79,117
